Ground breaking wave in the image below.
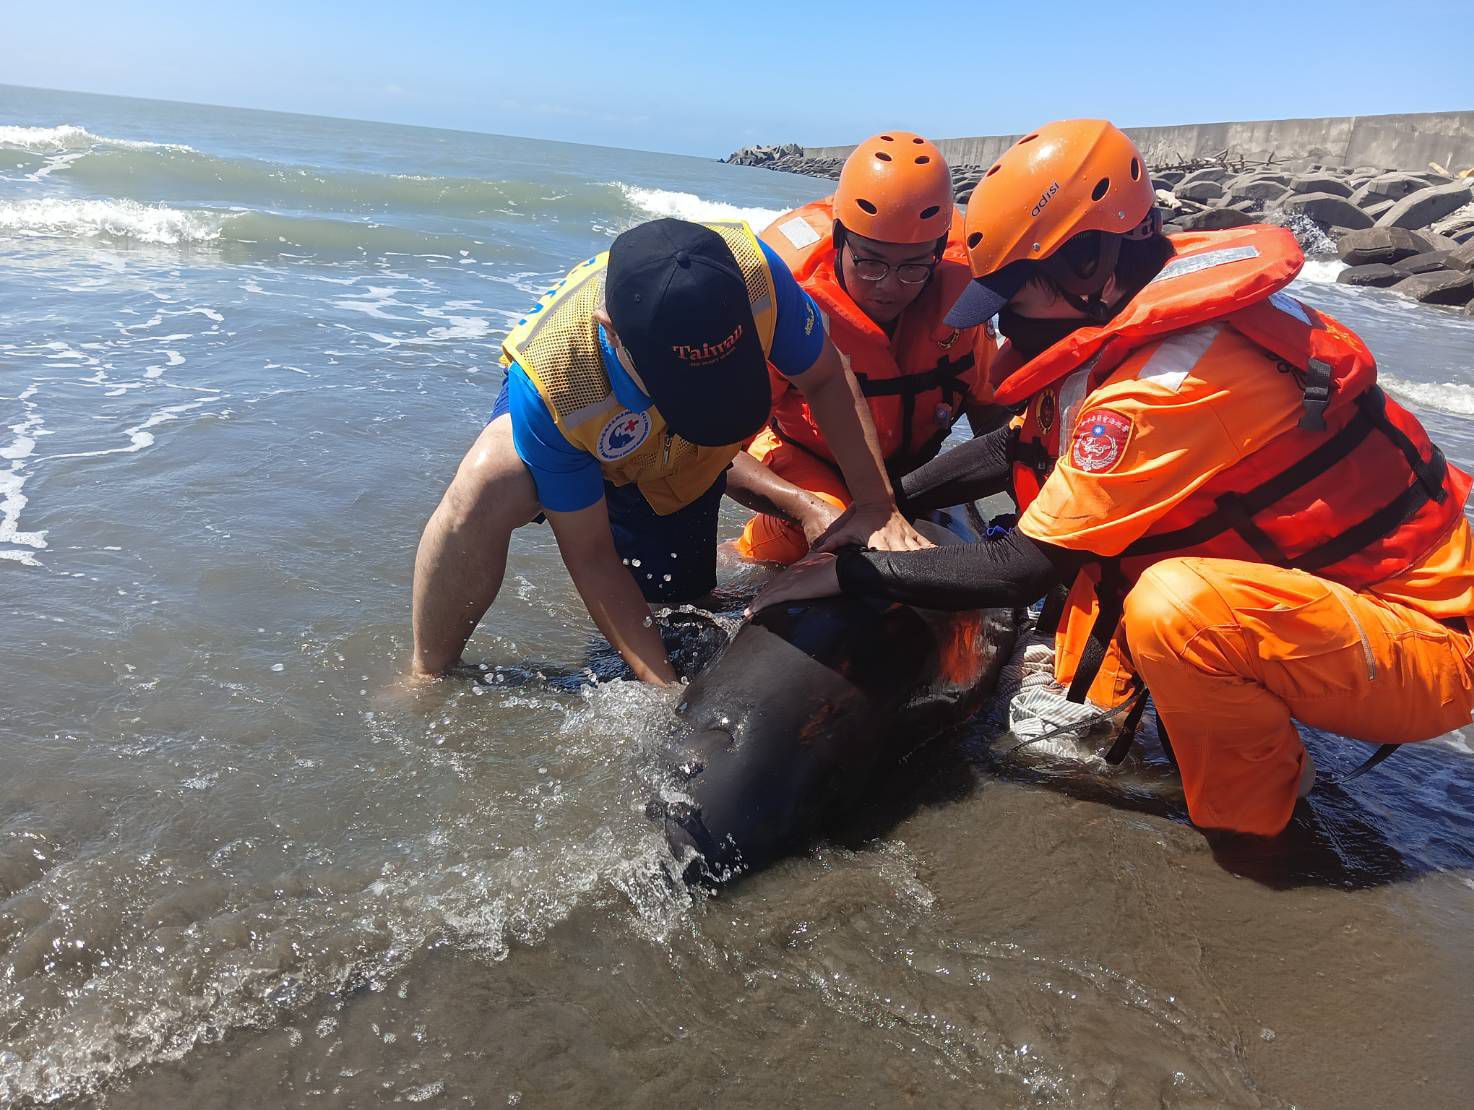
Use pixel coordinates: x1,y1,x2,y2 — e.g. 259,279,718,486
2,124,791,238
3,124,642,223
1381,375,1474,416
1297,258,1347,283
0,197,220,246
0,123,194,153
55,144,629,218
617,184,783,228
0,197,515,260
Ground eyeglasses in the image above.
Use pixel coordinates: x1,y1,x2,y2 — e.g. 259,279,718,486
846,243,938,285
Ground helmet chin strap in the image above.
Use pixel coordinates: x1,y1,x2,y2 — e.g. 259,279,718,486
1041,231,1120,323
1037,207,1162,326
1066,209,1165,321
1038,209,1162,296
1058,289,1115,324
1124,206,1164,241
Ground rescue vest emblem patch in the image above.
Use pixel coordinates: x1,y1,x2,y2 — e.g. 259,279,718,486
596,410,651,461
1071,409,1132,473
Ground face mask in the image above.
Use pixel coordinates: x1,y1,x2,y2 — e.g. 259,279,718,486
996,308,1091,360
997,233,1173,360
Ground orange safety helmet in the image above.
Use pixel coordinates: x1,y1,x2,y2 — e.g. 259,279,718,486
945,119,1159,327
833,131,954,245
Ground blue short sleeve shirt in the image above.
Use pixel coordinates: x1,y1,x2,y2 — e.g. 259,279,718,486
506,240,826,512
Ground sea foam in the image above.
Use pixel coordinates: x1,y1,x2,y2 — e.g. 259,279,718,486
617,184,783,229
1296,259,1347,284
1381,376,1474,416
0,197,222,245
0,398,46,566
0,123,194,153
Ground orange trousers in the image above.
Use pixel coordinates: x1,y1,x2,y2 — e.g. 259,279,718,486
1116,557,1474,836
735,428,853,565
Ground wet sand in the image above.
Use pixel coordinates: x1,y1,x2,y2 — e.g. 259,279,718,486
90,736,1474,1110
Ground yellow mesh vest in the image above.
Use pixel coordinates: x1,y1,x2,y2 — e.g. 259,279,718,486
502,222,778,515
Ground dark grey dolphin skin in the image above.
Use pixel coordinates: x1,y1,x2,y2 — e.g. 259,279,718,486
656,514,1022,885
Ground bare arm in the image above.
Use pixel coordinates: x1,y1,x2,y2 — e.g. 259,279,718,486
725,451,842,546
545,498,676,685
793,340,893,508
792,340,930,552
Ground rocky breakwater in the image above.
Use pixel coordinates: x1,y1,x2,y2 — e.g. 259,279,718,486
725,145,1474,315
1152,165,1474,316
723,143,991,204
722,143,846,180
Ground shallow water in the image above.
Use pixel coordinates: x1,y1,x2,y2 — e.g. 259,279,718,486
4,85,1474,1108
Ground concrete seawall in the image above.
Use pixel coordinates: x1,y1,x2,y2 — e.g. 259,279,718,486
804,111,1474,173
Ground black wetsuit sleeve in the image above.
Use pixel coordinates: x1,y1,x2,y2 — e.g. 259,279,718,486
898,424,1012,515
835,529,1078,611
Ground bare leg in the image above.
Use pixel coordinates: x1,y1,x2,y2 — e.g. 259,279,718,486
411,415,540,677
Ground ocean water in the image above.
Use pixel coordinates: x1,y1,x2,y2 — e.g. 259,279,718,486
4,84,1474,1109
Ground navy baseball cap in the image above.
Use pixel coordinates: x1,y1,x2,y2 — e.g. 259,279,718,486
944,261,1032,328
605,219,769,447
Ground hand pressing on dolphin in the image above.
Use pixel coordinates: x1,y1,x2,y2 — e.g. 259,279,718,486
812,502,932,554
747,551,842,616
785,341,933,556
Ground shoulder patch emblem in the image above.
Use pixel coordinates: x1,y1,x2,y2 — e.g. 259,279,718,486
596,410,651,462
1070,409,1132,473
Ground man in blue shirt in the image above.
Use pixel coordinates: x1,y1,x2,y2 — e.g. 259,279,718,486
412,218,927,684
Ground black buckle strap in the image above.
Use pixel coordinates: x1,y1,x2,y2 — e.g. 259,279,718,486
1360,387,1446,502
1122,387,1444,571
854,351,974,399
1335,742,1399,783
1103,684,1149,765
1290,457,1444,572
854,352,974,465
1213,491,1289,564
1125,397,1378,560
1035,583,1070,636
1066,560,1126,705
1011,436,1054,479
1299,357,1332,432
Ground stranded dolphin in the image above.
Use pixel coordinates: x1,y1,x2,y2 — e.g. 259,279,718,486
654,511,1022,885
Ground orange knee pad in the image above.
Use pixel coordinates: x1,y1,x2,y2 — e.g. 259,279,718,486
737,489,849,565
735,430,854,566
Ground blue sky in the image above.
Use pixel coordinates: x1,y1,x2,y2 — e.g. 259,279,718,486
6,0,1472,156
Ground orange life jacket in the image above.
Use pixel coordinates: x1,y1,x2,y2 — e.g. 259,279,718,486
1005,226,1470,727
761,199,992,473
1010,225,1467,594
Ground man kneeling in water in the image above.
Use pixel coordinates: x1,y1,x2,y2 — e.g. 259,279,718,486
411,218,926,685
728,132,1004,563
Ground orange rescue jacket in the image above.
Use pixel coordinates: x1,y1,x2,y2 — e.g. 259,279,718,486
1005,226,1470,716
762,199,994,473
1009,226,1467,594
